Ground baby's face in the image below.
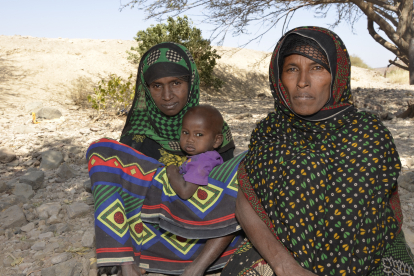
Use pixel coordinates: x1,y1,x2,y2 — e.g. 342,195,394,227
180,115,219,155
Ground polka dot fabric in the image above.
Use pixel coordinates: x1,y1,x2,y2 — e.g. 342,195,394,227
242,27,403,275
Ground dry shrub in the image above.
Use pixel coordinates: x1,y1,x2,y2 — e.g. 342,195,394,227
67,76,95,107
386,68,409,85
350,55,371,69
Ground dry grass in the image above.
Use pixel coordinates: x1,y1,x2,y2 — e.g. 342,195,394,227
67,76,95,107
386,68,409,85
350,55,371,69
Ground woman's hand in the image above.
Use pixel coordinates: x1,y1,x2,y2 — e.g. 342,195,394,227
235,189,317,276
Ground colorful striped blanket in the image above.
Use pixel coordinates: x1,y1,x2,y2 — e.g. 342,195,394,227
87,138,245,274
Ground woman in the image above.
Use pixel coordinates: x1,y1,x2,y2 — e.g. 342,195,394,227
222,27,414,276
90,42,241,276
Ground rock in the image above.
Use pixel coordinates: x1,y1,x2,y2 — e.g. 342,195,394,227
39,232,54,239
12,183,34,200
41,258,82,276
398,172,414,192
36,202,62,220
5,229,13,239
66,202,90,219
0,181,7,192
36,107,62,119
83,179,92,193
51,252,72,265
27,229,41,239
0,195,27,212
13,125,36,134
31,241,46,251
0,205,27,229
235,113,253,120
47,214,62,224
21,222,35,232
55,223,71,234
399,132,410,138
82,231,95,248
25,101,43,114
40,150,63,170
19,170,45,190
0,147,16,163
57,163,77,181
6,159,19,167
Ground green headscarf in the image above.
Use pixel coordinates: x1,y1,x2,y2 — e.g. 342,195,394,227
121,42,234,155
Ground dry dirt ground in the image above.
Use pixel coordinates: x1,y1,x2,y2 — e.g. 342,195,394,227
0,35,414,276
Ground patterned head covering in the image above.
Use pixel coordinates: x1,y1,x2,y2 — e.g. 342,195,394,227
242,27,401,275
121,42,234,154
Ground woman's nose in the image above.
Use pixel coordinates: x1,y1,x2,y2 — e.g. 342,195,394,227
161,86,173,101
297,71,309,88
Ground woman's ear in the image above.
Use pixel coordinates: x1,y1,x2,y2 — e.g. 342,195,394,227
213,134,224,149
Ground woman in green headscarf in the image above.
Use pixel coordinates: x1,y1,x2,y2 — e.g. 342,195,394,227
222,27,414,276
89,42,241,276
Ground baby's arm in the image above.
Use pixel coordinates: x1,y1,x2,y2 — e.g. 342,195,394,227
166,165,199,200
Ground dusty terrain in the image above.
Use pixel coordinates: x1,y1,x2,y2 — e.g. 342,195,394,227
0,35,414,276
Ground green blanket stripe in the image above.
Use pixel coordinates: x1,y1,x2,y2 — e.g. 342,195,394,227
95,185,121,209
210,152,246,182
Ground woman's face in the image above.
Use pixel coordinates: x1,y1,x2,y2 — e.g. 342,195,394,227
149,76,189,116
281,54,331,116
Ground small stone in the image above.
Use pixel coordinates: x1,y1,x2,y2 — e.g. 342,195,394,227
0,205,27,229
19,170,45,190
57,163,77,181
83,179,92,193
25,101,43,114
51,252,72,265
6,159,19,167
0,181,7,192
0,147,16,163
27,229,40,239
47,214,61,224
31,241,46,251
66,202,90,219
39,232,54,239
21,222,35,232
36,107,62,119
235,113,253,120
399,132,410,138
82,231,95,248
41,258,81,276
5,229,13,239
40,150,64,170
36,202,62,220
12,183,34,200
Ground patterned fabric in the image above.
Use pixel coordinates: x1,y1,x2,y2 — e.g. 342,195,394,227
88,138,245,274
224,26,410,276
121,42,234,154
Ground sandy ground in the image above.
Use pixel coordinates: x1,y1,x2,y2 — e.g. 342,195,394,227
0,35,414,276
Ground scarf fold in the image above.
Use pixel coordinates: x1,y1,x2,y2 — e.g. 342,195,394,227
121,42,234,154
242,26,401,275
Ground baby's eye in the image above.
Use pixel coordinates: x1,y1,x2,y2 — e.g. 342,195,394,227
196,133,203,137
182,131,188,135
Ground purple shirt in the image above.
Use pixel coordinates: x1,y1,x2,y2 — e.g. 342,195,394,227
179,151,223,186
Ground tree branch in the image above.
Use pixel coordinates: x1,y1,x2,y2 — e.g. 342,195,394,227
373,7,398,26
367,18,404,57
352,0,409,51
388,59,409,70
365,0,398,12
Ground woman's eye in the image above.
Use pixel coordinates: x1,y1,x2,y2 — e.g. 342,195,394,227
152,84,161,89
286,67,297,72
313,66,324,71
172,81,181,86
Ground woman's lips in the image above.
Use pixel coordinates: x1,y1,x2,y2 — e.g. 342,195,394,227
293,93,314,100
161,102,178,110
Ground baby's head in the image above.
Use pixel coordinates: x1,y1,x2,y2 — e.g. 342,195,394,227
180,105,224,155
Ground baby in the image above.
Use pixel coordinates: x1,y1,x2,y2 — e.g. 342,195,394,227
166,104,224,200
